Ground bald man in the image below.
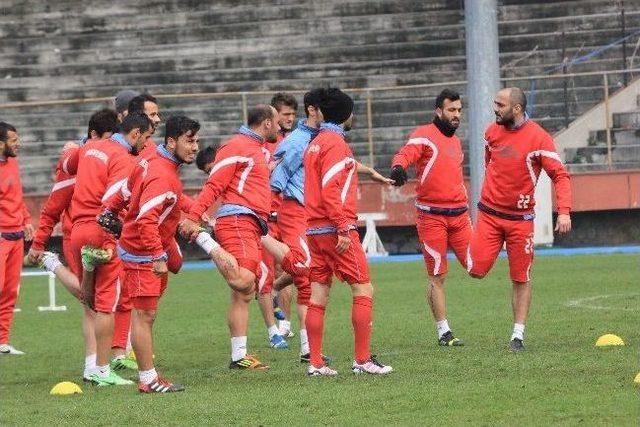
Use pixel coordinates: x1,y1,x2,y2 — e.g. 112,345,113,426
467,87,572,351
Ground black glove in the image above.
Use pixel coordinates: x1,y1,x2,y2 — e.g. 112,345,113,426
96,210,123,238
390,165,408,187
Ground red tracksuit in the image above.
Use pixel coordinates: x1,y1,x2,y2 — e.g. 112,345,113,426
303,124,373,367
0,156,31,344
392,123,471,276
32,146,79,264
66,136,138,312
106,149,185,310
257,132,286,296
468,119,572,282
186,131,271,274
304,127,369,286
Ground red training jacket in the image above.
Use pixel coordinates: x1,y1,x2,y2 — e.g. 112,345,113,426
392,123,467,209
31,146,79,250
66,136,138,225
482,120,572,215
303,127,358,232
106,150,185,260
186,133,271,222
0,157,31,233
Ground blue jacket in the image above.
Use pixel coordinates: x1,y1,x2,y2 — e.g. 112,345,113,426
270,120,318,205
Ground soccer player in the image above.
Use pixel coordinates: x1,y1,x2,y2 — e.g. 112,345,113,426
179,105,282,370
65,113,154,385
467,87,572,351
29,109,119,296
269,88,324,359
109,92,162,367
27,109,118,378
390,89,469,346
0,122,34,355
99,115,200,393
260,92,299,339
303,88,393,376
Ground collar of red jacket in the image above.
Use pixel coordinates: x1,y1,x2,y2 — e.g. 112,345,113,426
237,125,265,143
319,122,345,137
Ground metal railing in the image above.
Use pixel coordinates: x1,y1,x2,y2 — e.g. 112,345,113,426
2,69,640,192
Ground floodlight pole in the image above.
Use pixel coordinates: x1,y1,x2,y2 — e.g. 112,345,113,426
464,0,501,222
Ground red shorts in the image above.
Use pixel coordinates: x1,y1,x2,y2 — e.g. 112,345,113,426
277,199,311,303
416,210,471,276
468,210,534,283
123,262,168,299
214,215,263,274
308,230,370,286
69,221,122,313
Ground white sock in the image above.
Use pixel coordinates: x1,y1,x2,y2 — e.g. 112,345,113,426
196,232,220,255
96,364,110,378
511,323,525,341
43,255,62,273
299,329,309,355
138,367,157,385
84,354,97,378
278,320,291,334
267,325,279,339
231,336,247,362
436,319,450,338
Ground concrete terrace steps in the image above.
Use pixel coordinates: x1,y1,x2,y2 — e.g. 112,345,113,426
0,1,462,39
498,0,634,21
0,24,465,68
0,11,462,57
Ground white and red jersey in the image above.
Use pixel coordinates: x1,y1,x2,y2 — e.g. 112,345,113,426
67,134,137,225
186,128,271,223
107,147,184,261
0,156,30,233
392,123,467,209
481,119,572,216
303,123,358,232
31,146,78,250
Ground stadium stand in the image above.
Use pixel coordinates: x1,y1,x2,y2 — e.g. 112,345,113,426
0,0,639,193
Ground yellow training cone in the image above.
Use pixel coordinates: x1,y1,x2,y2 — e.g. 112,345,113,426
50,381,83,396
595,334,625,347
634,372,640,385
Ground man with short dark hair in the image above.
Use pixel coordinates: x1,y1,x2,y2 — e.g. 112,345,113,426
0,122,34,355
271,92,298,141
99,115,200,393
128,94,161,132
64,113,154,385
390,88,470,347
303,88,393,376
468,87,572,351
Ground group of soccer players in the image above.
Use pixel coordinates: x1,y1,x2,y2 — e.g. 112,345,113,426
0,84,571,392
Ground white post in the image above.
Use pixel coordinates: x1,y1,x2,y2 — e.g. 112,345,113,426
20,270,67,312
358,213,388,256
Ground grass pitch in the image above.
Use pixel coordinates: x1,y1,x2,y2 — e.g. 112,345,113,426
1,254,638,426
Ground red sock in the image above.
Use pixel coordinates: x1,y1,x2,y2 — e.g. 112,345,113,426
352,296,373,364
111,309,131,350
305,303,326,368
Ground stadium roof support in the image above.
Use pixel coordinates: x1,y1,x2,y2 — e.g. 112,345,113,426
464,0,500,221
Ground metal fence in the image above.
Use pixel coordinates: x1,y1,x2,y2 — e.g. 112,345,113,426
1,69,639,192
